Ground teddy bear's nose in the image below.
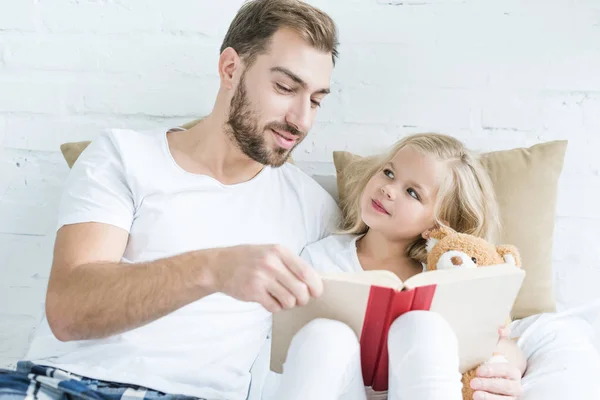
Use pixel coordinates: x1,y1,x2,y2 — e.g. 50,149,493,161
451,256,463,266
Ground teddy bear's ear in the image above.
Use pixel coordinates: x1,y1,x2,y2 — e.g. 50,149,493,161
496,245,522,267
423,224,456,254
426,224,456,240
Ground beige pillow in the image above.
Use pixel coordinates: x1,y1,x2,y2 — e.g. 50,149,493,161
60,141,91,169
59,118,294,168
333,140,568,319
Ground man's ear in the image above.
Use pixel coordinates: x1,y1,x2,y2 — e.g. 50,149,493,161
219,47,241,90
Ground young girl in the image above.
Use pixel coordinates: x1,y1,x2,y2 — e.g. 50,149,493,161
264,133,527,400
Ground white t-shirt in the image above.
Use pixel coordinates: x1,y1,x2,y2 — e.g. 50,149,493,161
25,127,340,400
300,233,364,274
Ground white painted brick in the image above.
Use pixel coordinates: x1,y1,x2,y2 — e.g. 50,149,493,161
39,0,161,34
0,1,36,31
545,49,600,92
334,43,488,89
3,34,221,79
487,48,552,91
341,86,476,129
3,34,101,71
583,95,600,131
481,91,542,131
0,233,53,286
0,36,6,67
160,0,247,37
553,217,600,263
556,179,600,219
0,149,67,236
296,121,394,161
73,78,219,117
0,315,38,360
0,287,45,318
0,116,5,148
330,3,444,46
4,115,191,152
559,134,600,182
97,36,220,78
0,79,64,114
554,262,600,311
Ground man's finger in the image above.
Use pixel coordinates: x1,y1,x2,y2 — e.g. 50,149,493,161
266,282,297,310
275,268,311,307
277,247,323,297
260,292,282,313
477,362,522,381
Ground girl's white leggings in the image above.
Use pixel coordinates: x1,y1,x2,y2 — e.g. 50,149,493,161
264,310,463,400
262,310,600,400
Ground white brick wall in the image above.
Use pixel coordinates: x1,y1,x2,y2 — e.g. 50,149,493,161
1,0,600,368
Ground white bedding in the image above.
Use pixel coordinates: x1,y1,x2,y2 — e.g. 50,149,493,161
509,299,600,398
511,298,600,355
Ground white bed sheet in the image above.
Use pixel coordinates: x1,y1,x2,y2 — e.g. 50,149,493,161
509,299,600,399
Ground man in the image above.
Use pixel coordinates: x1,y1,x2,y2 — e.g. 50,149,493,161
0,1,340,399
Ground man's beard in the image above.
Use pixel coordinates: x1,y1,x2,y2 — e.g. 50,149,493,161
226,73,304,167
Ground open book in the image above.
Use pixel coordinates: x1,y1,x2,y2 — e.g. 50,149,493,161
270,263,525,392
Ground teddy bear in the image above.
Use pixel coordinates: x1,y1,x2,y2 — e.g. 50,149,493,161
422,225,522,400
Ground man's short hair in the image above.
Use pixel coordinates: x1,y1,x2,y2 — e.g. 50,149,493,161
220,0,339,67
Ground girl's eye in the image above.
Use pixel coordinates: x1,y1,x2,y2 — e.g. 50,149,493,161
276,83,293,93
407,188,420,200
383,168,394,179
310,100,321,108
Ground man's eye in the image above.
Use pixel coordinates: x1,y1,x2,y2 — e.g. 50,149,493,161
383,168,394,179
276,84,293,93
311,100,321,108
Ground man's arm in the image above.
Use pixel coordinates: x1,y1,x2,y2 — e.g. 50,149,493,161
495,337,527,376
46,222,323,342
46,222,216,341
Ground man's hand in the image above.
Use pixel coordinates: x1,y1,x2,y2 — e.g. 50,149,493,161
47,223,322,341
209,244,324,312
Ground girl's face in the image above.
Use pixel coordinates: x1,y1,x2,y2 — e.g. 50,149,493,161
360,146,445,241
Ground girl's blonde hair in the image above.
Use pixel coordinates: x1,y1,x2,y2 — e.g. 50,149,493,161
339,133,501,264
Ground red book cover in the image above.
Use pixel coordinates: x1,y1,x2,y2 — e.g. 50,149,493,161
370,288,420,391
359,286,394,387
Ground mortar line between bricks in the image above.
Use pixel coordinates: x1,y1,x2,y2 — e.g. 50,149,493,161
0,231,46,237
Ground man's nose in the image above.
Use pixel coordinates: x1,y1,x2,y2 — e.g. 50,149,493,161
286,97,312,134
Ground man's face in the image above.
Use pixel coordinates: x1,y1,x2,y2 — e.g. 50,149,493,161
226,28,333,167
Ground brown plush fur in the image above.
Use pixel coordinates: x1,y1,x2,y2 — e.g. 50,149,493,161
424,225,521,400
